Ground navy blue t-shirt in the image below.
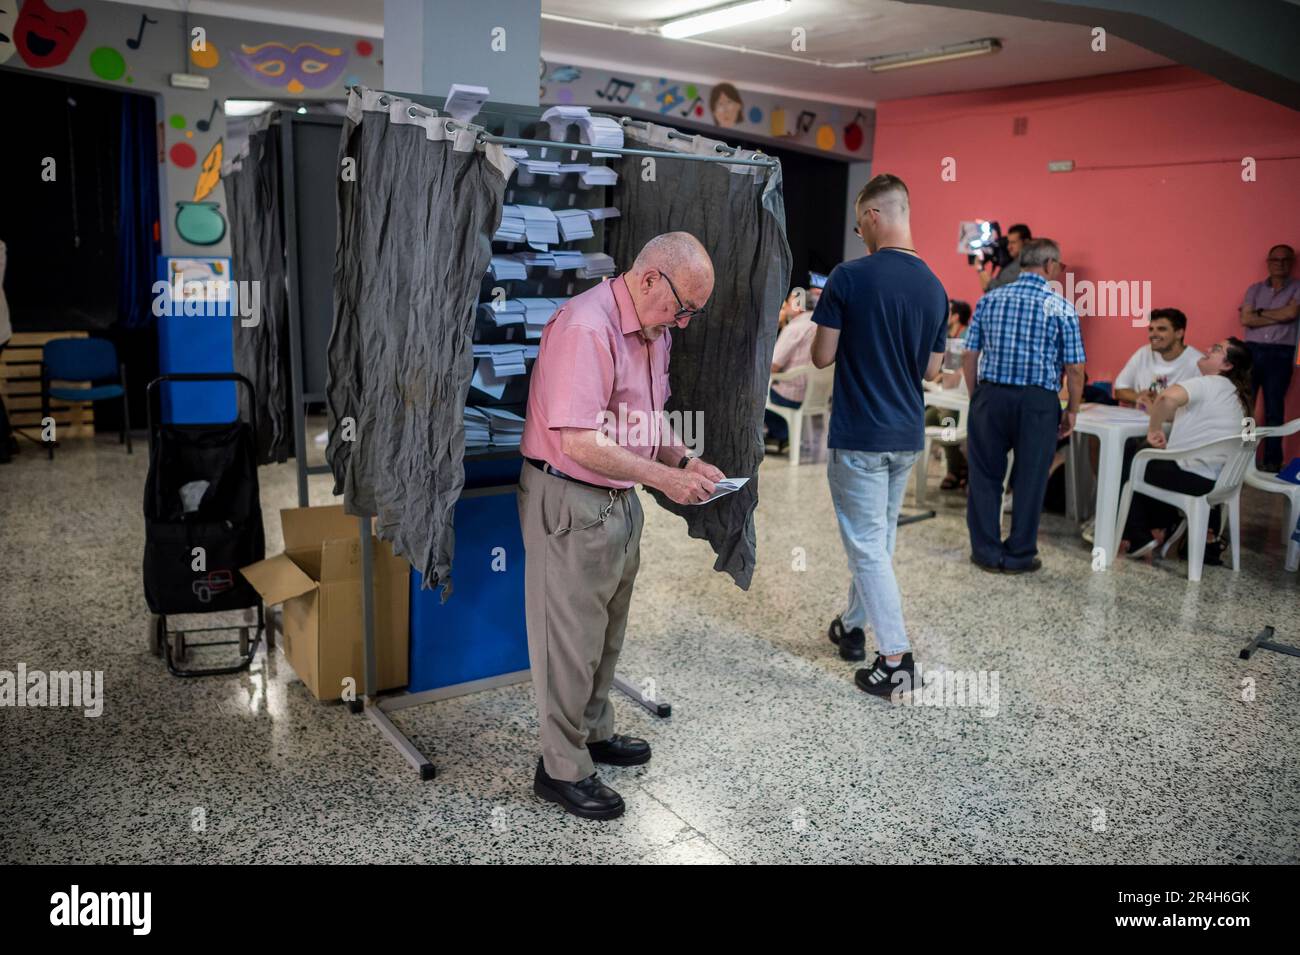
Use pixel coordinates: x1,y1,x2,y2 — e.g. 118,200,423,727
812,251,948,452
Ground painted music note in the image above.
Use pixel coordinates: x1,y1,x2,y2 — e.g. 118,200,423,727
678,96,703,118
195,99,219,133
126,14,158,50
796,110,816,135
595,77,634,103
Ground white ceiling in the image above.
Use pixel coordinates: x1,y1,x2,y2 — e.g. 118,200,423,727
115,0,1172,106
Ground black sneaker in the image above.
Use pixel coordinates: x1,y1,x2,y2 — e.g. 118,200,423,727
855,653,915,699
827,615,866,661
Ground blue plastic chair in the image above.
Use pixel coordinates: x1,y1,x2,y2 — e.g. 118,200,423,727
41,338,131,458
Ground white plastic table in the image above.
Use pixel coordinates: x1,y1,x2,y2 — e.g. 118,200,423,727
1069,405,1151,568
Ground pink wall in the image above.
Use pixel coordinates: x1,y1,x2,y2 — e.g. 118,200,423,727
873,66,1300,456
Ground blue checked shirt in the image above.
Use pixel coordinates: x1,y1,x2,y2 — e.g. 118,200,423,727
966,272,1086,391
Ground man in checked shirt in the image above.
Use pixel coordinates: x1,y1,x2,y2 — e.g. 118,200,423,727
962,237,1086,573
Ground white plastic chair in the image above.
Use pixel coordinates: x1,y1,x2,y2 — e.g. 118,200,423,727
913,421,968,507
766,363,835,466
1114,434,1258,581
1244,418,1300,572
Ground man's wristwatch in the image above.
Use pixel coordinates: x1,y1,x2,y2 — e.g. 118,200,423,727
677,452,698,469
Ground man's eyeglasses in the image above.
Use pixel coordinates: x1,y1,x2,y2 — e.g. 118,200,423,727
852,208,881,238
660,271,706,321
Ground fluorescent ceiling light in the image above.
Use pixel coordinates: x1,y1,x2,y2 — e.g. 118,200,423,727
224,99,274,117
660,0,791,40
867,39,1001,72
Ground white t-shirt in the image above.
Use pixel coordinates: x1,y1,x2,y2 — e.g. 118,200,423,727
1114,344,1203,395
1167,374,1246,481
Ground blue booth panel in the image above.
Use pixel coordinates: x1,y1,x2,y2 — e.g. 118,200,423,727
409,482,530,693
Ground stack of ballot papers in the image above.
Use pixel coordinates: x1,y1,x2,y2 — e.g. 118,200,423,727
470,344,538,398
517,297,566,338
554,208,594,241
550,250,587,271
494,205,526,243
446,83,490,123
464,406,526,447
580,166,618,187
587,207,621,221
520,205,559,248
540,107,625,157
488,255,528,280
517,157,561,176
577,252,616,279
479,300,526,326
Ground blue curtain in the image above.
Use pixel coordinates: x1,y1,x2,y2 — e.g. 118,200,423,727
117,94,161,329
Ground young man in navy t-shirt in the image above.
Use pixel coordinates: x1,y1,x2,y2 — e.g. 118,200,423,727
811,174,948,698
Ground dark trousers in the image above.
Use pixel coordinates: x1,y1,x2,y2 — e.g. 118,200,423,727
764,386,801,444
1120,459,1217,550
1247,342,1295,468
966,383,1060,569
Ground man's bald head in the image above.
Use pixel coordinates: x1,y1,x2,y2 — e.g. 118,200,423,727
626,232,715,338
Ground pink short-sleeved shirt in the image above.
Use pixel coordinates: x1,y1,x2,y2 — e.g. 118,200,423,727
520,275,673,489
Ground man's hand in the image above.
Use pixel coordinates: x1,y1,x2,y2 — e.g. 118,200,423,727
1058,411,1076,440
686,456,725,483
660,467,716,505
1147,429,1167,449
1135,393,1153,412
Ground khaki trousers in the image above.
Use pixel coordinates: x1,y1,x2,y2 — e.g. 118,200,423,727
518,463,644,782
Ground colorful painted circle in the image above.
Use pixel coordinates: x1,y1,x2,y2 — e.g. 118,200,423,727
694,105,703,117
169,142,197,168
175,201,226,247
169,114,186,130
189,46,219,69
556,87,574,104
748,106,762,123
816,124,836,150
89,47,127,81
356,40,374,57
685,84,698,99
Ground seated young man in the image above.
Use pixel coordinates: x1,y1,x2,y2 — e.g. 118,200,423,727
1113,308,1203,409
1119,338,1253,560
765,286,821,452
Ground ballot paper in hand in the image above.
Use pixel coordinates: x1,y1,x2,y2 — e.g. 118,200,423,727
685,477,750,505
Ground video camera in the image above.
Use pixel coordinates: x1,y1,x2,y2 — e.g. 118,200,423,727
957,220,1013,269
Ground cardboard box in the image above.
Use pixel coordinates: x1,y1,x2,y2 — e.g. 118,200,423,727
240,505,409,701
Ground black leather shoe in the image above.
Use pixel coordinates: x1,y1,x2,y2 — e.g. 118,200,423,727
828,615,866,661
970,555,1002,573
534,759,625,820
587,734,651,766
1002,558,1042,574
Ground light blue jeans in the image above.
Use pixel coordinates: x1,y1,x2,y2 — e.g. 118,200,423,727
826,448,920,657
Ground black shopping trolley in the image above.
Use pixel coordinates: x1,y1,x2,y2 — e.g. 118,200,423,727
143,373,269,677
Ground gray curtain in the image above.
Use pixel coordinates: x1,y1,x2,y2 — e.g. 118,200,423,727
224,112,291,464
608,122,791,590
326,87,514,592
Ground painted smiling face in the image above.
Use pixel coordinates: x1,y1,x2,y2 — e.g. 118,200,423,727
14,0,86,69
233,41,349,94
0,3,17,65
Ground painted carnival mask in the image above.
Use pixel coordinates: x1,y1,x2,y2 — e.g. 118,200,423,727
14,0,85,69
233,41,349,94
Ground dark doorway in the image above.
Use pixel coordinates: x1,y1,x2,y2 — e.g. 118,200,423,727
0,67,162,433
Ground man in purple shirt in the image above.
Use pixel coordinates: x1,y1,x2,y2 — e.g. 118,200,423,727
1240,243,1299,471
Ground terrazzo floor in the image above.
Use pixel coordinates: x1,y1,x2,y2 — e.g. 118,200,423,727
2,433,1298,864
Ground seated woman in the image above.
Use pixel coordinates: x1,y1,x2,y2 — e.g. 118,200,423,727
1119,337,1253,560
923,300,971,488
765,287,820,453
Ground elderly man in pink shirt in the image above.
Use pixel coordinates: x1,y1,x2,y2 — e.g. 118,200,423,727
519,232,722,821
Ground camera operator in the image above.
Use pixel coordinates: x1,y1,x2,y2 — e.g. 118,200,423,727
973,223,1032,294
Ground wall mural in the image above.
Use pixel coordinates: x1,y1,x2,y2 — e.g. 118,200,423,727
14,0,85,68
540,60,874,161
3,0,383,256
0,2,16,65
